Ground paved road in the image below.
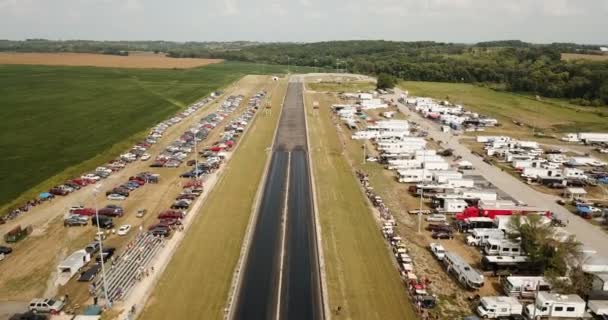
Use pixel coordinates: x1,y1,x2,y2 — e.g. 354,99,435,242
233,82,322,320
392,88,608,257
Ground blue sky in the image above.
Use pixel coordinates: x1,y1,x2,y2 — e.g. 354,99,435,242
1,0,607,44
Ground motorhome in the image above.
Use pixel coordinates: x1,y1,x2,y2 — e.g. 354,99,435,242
484,239,522,256
466,228,505,246
502,277,552,299
447,178,475,188
432,170,463,183
524,292,587,319
443,251,485,290
477,296,523,319
397,169,433,183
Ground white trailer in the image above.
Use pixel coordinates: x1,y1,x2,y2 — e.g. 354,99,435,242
433,170,463,183
524,292,588,319
397,169,433,183
484,239,522,256
461,190,498,202
466,228,505,246
441,199,468,214
56,250,91,286
477,296,523,319
502,276,552,299
588,300,608,317
422,161,450,171
447,179,475,188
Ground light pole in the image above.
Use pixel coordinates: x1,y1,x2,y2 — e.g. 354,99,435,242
93,185,110,307
287,56,290,74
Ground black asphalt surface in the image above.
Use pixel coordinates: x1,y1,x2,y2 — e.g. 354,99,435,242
233,82,322,320
233,151,287,320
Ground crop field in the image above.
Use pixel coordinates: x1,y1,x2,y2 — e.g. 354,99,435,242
0,52,223,69
141,80,287,319
400,81,608,138
305,91,416,319
0,62,315,213
561,53,608,61
307,80,375,92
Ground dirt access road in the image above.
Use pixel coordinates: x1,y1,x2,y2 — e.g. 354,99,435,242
0,76,270,310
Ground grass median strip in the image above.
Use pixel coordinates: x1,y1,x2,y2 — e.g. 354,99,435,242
306,92,416,319
140,79,287,320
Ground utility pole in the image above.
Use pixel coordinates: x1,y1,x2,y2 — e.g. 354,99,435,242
287,56,290,74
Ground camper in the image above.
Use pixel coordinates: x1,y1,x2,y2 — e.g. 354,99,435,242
502,277,552,299
524,292,587,319
56,249,91,286
397,169,433,183
441,199,469,214
466,228,505,246
484,239,522,256
494,215,551,233
433,170,464,183
447,179,475,188
477,296,523,319
443,251,485,290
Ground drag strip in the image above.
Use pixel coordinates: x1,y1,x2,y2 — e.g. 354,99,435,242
232,81,323,320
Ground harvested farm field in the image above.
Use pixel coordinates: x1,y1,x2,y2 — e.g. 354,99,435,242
0,52,223,69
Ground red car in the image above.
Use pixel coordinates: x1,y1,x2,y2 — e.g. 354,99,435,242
49,187,69,196
70,178,90,187
128,177,145,185
73,208,96,216
158,210,184,220
159,218,182,226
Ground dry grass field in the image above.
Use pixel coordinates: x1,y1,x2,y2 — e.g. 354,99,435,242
0,52,222,69
561,53,608,61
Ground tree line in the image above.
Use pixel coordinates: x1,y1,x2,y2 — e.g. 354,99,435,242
2,39,607,105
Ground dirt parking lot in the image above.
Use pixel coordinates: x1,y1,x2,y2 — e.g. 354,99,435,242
0,75,271,313
0,52,222,69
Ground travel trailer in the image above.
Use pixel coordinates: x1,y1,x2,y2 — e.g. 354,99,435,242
443,251,485,290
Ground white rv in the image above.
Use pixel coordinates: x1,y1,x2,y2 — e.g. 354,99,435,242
441,199,468,214
466,229,505,246
524,292,587,319
397,169,433,183
484,239,522,256
502,276,552,299
477,296,523,319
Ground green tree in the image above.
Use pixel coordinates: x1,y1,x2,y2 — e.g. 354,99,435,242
376,73,396,89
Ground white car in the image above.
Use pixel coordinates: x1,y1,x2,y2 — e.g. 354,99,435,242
140,153,151,161
366,157,378,162
429,243,446,260
117,224,132,236
107,194,126,201
81,173,101,181
426,214,447,223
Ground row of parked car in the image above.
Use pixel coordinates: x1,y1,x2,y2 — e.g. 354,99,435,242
151,95,243,168
104,171,160,201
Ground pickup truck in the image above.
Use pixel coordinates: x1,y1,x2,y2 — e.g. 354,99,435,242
429,243,446,260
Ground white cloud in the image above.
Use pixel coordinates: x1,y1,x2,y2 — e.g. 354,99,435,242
222,0,239,15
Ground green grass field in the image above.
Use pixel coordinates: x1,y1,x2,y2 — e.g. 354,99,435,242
400,81,608,136
306,93,416,319
140,80,287,320
307,81,375,92
0,62,313,212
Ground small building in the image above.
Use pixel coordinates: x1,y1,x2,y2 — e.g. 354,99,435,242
56,249,91,286
564,187,587,200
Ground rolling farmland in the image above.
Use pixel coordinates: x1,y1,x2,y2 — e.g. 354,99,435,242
0,62,314,212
